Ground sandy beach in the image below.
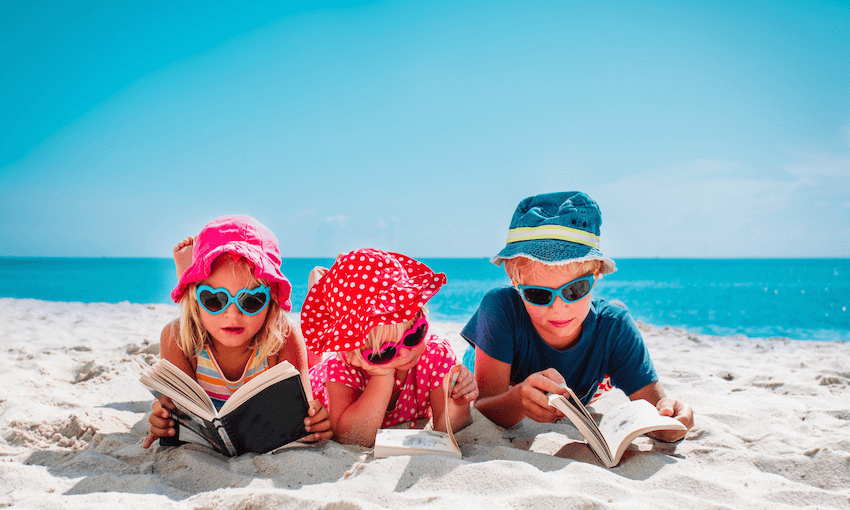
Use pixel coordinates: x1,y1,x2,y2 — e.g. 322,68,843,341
1,297,849,509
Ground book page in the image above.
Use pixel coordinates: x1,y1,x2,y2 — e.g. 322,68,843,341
599,399,687,465
155,360,211,408
140,362,216,421
175,424,216,450
169,406,228,454
373,364,464,459
374,429,461,458
442,365,462,454
548,392,613,466
219,360,300,416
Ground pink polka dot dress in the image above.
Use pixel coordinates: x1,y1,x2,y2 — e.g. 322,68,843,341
309,335,457,428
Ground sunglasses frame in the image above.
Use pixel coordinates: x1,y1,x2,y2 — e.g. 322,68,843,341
516,274,596,307
196,284,271,316
361,315,429,366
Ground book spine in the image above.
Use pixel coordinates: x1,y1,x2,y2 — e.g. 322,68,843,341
212,418,238,457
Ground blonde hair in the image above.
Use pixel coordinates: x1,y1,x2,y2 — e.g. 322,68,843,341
504,257,602,286
177,257,289,362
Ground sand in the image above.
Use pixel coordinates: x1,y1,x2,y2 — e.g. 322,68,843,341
1,297,849,509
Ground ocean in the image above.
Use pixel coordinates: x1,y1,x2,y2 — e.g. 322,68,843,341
1,257,848,342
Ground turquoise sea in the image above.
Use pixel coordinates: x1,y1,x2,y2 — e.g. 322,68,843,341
1,257,848,342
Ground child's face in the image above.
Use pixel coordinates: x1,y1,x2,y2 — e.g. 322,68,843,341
343,327,429,374
198,256,269,351
517,262,596,350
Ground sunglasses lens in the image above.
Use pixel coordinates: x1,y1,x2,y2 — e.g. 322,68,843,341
402,322,428,348
238,293,267,314
199,290,227,313
562,280,591,302
522,288,555,306
366,345,397,365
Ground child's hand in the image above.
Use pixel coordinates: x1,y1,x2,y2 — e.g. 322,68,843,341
650,398,694,442
301,399,333,442
449,366,479,404
142,396,177,449
514,368,567,423
359,363,397,377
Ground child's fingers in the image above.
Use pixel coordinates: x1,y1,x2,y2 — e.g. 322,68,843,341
159,396,176,411
307,399,325,416
305,417,332,433
301,429,333,442
451,377,477,399
148,412,174,430
518,376,562,423
146,423,176,442
538,368,566,386
141,427,173,449
304,399,331,437
447,366,471,395
302,400,332,441
304,400,329,425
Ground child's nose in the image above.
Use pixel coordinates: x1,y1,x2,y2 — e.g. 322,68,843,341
551,295,570,310
222,302,242,316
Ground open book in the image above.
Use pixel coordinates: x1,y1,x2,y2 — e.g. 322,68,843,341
548,385,686,468
140,359,310,457
373,365,463,459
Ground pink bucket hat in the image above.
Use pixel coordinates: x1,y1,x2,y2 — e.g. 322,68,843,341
301,248,447,354
170,215,292,312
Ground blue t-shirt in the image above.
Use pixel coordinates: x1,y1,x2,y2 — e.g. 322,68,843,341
461,286,657,405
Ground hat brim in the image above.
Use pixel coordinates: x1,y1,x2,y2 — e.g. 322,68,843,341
300,250,446,354
171,244,292,311
491,240,616,275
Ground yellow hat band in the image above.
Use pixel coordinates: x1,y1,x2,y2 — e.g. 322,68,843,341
506,225,600,249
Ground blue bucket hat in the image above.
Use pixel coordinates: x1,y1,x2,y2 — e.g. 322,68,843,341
491,191,616,274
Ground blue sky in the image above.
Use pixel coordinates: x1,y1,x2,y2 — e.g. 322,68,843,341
1,0,848,259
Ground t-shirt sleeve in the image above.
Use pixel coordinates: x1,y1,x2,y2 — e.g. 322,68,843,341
605,309,658,396
460,287,518,365
420,336,457,390
314,356,365,392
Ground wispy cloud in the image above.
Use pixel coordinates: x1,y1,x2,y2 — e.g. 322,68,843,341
594,149,850,257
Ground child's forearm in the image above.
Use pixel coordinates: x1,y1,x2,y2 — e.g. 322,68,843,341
473,386,526,429
333,374,394,446
434,400,471,433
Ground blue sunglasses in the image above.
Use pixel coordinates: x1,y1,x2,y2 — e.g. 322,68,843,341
196,285,271,316
516,274,595,306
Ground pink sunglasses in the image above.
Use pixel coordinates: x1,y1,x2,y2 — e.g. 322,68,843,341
361,316,429,365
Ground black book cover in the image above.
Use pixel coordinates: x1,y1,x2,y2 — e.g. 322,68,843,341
220,375,310,455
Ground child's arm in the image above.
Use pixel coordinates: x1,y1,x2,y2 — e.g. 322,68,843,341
628,381,694,442
142,321,195,448
431,366,477,433
325,371,395,447
473,347,567,428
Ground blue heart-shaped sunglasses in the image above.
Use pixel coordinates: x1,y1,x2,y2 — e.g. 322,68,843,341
196,285,271,316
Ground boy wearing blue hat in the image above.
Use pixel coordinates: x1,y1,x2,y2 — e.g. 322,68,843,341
462,191,693,441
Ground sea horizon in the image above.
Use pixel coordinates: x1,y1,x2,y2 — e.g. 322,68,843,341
2,256,848,342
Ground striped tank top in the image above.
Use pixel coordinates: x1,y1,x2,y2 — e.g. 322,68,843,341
195,345,270,411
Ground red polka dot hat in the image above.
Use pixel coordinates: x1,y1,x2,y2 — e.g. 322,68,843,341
301,248,447,354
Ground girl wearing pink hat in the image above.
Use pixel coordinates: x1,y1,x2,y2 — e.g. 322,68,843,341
302,248,479,447
143,215,332,449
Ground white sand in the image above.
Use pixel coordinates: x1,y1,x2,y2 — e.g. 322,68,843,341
1,297,849,509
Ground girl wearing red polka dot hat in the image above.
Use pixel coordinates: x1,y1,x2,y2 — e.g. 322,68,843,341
302,248,479,447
